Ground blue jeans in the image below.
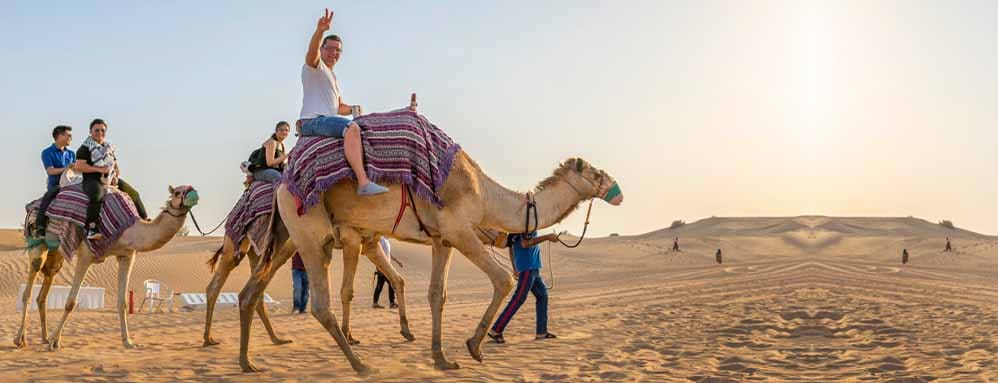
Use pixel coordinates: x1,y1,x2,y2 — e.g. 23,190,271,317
491,269,548,335
292,268,310,313
253,168,282,183
301,115,352,138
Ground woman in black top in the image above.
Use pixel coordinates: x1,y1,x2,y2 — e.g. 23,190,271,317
252,121,291,183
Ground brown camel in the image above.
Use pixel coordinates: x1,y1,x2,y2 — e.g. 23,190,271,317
236,155,622,373
202,219,420,348
214,214,504,355
14,185,199,350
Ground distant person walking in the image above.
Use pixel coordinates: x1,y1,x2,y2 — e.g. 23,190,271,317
373,237,399,309
672,237,680,252
901,248,909,265
944,237,953,253
715,248,723,264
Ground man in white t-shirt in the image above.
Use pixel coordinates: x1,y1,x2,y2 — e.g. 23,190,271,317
298,8,388,196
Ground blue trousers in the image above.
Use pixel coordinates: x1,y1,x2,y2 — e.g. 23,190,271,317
491,269,548,335
292,268,310,313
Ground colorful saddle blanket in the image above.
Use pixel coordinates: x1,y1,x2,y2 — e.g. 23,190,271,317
283,109,461,214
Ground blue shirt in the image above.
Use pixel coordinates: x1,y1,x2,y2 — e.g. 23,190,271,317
41,144,75,191
508,232,542,272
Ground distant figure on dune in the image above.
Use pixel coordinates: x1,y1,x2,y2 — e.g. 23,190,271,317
715,248,723,264
944,237,953,253
902,248,909,264
672,237,680,252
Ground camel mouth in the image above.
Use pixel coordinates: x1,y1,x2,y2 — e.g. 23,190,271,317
602,183,623,206
183,190,200,208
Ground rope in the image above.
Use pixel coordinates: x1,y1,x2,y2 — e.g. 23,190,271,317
555,199,593,248
189,210,225,236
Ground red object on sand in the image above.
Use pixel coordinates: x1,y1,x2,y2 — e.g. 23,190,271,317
128,289,135,314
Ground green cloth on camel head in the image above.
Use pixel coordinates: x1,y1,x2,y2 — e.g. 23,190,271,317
602,183,621,202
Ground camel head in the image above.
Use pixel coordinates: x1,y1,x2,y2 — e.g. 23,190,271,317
555,158,623,206
166,185,200,212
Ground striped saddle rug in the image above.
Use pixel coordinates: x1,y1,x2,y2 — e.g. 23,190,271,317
24,184,140,261
223,181,276,255
283,109,461,215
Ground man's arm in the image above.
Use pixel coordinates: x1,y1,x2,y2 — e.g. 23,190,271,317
520,234,558,248
337,99,354,116
305,9,333,69
74,159,109,174
45,166,69,176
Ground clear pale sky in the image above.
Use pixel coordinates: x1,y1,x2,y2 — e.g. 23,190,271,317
2,1,996,236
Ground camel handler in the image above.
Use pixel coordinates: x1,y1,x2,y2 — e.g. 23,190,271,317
32,125,76,238
76,118,148,239
487,194,559,344
295,8,388,196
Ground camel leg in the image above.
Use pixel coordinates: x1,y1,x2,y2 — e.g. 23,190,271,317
340,240,361,345
237,241,296,372
246,245,293,346
448,228,515,362
117,252,140,348
37,253,62,344
428,238,459,370
299,238,371,374
14,247,46,348
49,250,94,350
203,239,239,347
362,236,415,342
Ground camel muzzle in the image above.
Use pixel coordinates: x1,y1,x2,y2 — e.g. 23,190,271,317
602,183,623,206
183,190,200,208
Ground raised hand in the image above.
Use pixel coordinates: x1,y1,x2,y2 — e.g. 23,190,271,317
316,8,333,32
409,93,418,111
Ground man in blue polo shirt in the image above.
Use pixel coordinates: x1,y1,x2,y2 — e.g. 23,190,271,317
33,125,76,238
487,229,560,344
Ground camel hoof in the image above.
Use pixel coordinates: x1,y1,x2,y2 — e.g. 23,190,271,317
401,330,416,342
48,339,61,351
13,336,26,349
466,338,483,362
354,364,375,377
271,338,293,346
241,360,263,373
202,338,221,347
434,358,460,370
347,338,360,346
124,341,142,349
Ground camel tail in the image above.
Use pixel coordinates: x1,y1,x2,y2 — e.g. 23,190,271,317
207,244,224,273
258,192,282,275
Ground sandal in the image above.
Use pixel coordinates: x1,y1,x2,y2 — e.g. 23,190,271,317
487,332,505,344
536,333,557,340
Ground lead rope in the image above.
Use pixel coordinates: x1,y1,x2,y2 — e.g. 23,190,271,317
189,209,225,236
555,199,593,248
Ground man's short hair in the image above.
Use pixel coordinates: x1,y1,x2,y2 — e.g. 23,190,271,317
322,35,342,48
89,118,106,130
52,125,72,140
275,121,290,131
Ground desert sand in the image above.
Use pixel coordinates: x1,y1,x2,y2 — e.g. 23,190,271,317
1,216,996,382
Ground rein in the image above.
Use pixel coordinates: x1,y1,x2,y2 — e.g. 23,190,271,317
189,209,225,236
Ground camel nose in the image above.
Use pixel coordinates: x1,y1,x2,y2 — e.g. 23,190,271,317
609,194,623,206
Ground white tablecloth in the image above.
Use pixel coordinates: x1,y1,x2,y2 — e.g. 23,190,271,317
16,284,105,312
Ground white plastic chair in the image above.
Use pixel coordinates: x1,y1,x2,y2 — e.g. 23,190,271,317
137,279,175,313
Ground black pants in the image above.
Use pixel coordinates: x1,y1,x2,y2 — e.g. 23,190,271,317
83,177,148,227
373,271,395,305
34,187,61,233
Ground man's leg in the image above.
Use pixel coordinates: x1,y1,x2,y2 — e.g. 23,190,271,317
292,269,304,312
252,169,283,184
532,274,550,337
373,272,386,307
491,270,534,336
387,278,396,307
300,270,309,313
301,116,387,196
34,188,61,236
116,179,148,219
82,178,105,237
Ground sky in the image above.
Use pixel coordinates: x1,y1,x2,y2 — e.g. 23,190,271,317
2,1,996,237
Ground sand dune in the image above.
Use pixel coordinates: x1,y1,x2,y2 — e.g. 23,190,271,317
1,216,996,382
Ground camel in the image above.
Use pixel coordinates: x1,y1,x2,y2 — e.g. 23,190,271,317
236,154,622,373
202,219,418,348
14,185,199,350
210,215,504,354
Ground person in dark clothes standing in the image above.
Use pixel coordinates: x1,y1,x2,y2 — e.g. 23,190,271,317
291,252,309,314
373,237,401,309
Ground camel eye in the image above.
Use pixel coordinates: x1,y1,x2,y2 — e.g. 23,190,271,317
174,191,181,197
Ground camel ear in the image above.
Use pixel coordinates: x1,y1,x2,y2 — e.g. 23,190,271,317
168,185,175,194
575,158,584,172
